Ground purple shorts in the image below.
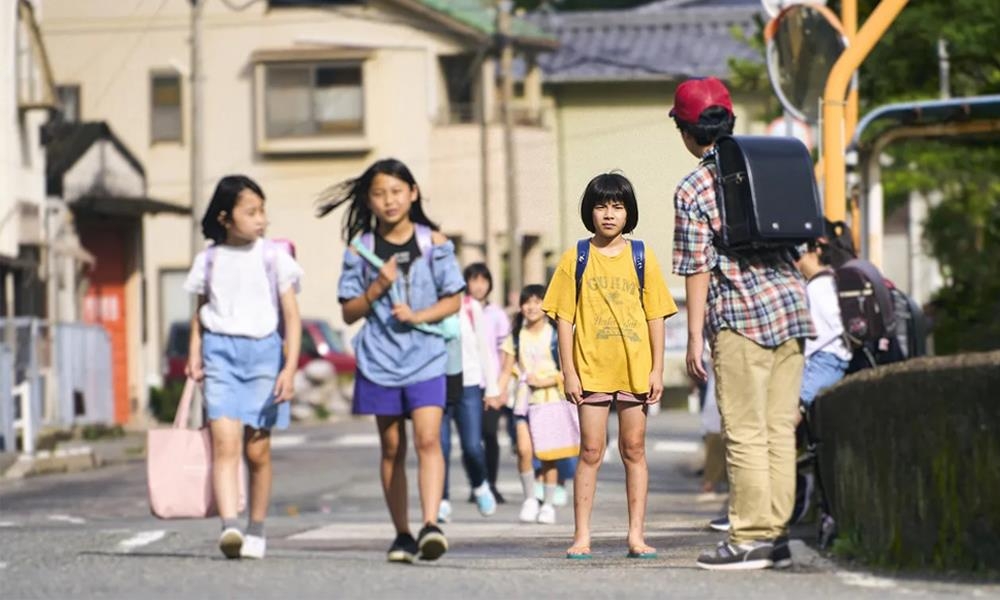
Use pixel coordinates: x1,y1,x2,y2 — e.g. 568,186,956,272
353,372,446,416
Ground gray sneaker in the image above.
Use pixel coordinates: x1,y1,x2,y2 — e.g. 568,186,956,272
696,540,774,570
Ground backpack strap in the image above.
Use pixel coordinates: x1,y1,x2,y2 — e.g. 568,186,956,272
203,245,216,299
574,238,590,300
631,239,645,308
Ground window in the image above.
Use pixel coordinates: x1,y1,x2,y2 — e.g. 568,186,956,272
56,85,80,123
439,54,477,124
264,63,363,139
150,73,182,143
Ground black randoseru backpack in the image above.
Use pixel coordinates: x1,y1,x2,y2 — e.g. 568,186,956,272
833,259,902,370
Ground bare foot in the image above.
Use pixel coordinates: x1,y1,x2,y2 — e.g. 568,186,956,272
566,541,591,556
627,543,657,555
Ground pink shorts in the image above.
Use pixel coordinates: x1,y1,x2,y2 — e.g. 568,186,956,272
581,390,648,405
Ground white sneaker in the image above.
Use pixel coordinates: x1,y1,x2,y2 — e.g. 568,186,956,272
218,527,244,559
241,534,266,559
519,498,540,523
437,499,452,524
537,503,556,525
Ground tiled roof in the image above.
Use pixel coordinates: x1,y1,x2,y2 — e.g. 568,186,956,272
413,0,553,41
531,0,762,83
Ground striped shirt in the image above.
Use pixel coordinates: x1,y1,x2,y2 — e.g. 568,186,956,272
672,151,815,348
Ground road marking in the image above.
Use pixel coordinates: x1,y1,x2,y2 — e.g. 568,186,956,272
47,515,86,525
0,521,16,528
331,434,380,448
118,530,167,553
652,440,700,454
271,434,308,449
837,571,898,589
0,561,7,569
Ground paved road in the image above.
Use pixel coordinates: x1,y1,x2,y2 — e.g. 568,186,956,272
0,410,995,599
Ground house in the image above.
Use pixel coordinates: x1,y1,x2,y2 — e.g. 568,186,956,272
1,0,54,319
534,0,769,295
38,0,561,422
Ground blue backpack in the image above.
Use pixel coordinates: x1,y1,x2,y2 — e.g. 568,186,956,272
574,238,646,306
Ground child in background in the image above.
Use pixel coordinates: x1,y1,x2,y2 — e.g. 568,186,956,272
321,158,464,563
543,172,677,559
463,263,511,503
185,175,303,560
796,241,852,409
497,285,566,525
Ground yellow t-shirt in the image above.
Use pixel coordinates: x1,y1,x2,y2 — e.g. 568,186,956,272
500,324,562,409
542,239,677,394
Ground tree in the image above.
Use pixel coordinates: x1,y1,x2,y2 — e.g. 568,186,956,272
731,0,1000,353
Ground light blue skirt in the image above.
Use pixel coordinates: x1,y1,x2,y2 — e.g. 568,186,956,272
202,331,290,430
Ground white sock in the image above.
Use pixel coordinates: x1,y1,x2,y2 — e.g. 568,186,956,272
520,471,535,500
543,484,557,506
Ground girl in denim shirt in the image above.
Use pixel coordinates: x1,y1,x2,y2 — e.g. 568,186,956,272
318,158,464,563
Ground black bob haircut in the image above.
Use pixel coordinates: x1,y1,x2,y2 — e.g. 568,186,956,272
673,106,736,147
579,172,639,234
463,262,493,294
201,175,265,244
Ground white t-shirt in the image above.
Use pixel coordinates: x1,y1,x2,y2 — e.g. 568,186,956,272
184,238,303,339
459,296,500,396
804,272,853,361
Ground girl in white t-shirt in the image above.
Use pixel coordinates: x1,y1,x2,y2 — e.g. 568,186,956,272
184,175,303,560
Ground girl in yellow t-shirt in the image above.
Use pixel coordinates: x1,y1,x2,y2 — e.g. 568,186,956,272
496,284,567,526
542,172,677,560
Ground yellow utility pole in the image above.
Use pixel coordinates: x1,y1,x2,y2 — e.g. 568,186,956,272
497,0,522,298
822,0,908,223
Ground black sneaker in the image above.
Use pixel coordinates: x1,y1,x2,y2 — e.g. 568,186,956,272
417,523,449,561
491,486,506,504
771,536,792,569
708,516,731,532
696,540,774,570
386,532,418,564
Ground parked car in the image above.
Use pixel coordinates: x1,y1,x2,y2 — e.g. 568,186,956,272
163,318,356,386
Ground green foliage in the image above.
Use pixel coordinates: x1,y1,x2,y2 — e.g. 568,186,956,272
842,0,1000,353
149,382,186,424
514,0,647,10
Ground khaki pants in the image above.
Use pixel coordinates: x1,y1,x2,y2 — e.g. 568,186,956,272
713,330,803,544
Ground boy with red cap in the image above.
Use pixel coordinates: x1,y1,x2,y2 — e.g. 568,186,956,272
670,77,814,570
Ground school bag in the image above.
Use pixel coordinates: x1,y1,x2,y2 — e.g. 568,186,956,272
204,238,295,336
512,321,579,462
574,238,645,305
710,135,823,250
352,224,460,340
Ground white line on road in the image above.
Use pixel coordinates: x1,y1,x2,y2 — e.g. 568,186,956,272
0,521,16,528
331,434,381,448
271,434,308,449
837,571,898,589
0,561,7,569
47,515,86,525
653,440,701,454
118,530,167,553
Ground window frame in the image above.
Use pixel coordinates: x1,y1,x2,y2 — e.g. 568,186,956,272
55,84,81,123
149,70,183,144
252,49,372,155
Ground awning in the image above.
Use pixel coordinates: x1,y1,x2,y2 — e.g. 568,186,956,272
70,196,190,218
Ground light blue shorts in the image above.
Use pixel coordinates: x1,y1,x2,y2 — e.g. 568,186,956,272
203,331,289,430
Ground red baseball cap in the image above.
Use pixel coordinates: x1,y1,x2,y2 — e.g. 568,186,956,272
669,77,734,124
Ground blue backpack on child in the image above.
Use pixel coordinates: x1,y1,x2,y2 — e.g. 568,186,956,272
574,238,646,305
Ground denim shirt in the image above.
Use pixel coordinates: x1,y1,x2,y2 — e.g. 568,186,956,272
338,239,465,387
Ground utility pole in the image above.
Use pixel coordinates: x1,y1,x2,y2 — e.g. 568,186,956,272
478,54,491,263
189,0,204,260
938,38,950,100
497,0,521,300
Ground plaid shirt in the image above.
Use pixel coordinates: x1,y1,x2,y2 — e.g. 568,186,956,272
672,151,815,348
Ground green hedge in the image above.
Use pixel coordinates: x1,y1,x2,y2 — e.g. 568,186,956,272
814,351,1000,571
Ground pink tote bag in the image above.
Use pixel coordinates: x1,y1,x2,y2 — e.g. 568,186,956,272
527,399,581,461
147,378,246,519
